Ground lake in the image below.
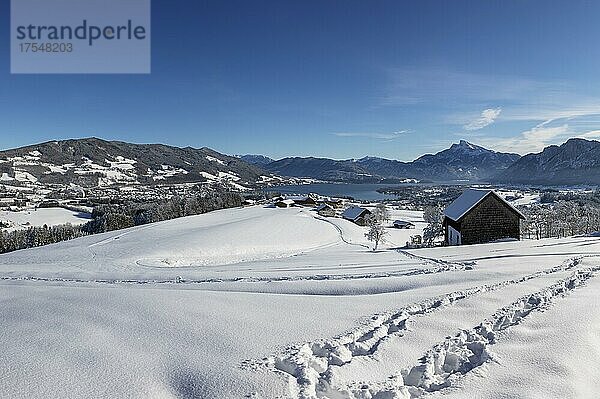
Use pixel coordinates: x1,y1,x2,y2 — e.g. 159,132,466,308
270,183,405,201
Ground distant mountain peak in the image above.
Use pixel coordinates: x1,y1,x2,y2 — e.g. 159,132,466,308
450,140,488,152
357,156,386,162
237,154,274,166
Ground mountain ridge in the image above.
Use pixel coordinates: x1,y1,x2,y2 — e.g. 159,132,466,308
0,137,269,188
245,140,521,183
5,137,599,187
491,138,600,185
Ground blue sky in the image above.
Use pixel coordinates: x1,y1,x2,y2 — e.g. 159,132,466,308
2,1,600,160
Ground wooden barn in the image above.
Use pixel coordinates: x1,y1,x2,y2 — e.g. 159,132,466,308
342,206,372,226
443,189,525,246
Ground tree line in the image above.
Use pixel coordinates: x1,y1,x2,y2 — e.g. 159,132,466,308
521,200,600,239
0,224,86,254
83,188,242,234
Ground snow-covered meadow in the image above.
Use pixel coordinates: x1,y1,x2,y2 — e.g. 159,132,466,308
1,205,599,398
0,207,91,231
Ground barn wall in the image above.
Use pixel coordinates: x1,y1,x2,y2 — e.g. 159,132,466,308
459,195,521,245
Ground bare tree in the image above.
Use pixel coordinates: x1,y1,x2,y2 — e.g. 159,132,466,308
422,205,443,246
521,200,600,239
365,222,388,251
372,203,391,225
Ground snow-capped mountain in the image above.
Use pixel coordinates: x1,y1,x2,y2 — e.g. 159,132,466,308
261,140,520,183
0,138,269,188
237,154,275,166
491,138,600,185
407,140,521,181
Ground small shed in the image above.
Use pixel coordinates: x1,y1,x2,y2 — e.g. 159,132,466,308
443,189,525,246
393,220,415,229
342,206,372,226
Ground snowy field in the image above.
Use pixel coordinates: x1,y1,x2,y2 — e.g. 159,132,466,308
1,205,600,398
0,207,92,231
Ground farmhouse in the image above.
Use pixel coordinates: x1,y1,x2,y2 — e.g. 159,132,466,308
315,203,336,217
393,220,415,229
342,206,372,226
443,189,524,246
323,198,344,208
274,199,295,208
285,195,317,207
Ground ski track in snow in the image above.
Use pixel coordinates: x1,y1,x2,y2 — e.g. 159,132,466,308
0,259,471,288
397,249,476,270
249,256,599,399
0,241,475,289
312,215,371,249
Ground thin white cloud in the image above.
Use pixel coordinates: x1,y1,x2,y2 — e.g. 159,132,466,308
472,120,571,154
576,130,600,139
333,130,408,140
380,67,567,106
464,108,502,130
500,104,600,123
381,66,600,127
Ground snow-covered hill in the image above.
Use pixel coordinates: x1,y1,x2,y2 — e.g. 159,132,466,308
0,137,273,188
0,205,599,398
0,207,91,231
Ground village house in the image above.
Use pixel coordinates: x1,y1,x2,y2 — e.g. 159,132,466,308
242,199,256,206
323,198,344,208
393,219,415,229
284,195,317,207
443,189,525,246
273,195,317,208
315,203,336,217
0,198,15,209
38,200,60,209
342,206,372,226
274,199,295,208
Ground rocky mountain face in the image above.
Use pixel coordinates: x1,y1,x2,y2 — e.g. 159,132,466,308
491,138,600,185
0,138,269,188
251,141,520,183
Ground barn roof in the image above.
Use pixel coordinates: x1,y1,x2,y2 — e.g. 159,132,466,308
285,195,314,202
444,189,525,221
342,206,370,221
